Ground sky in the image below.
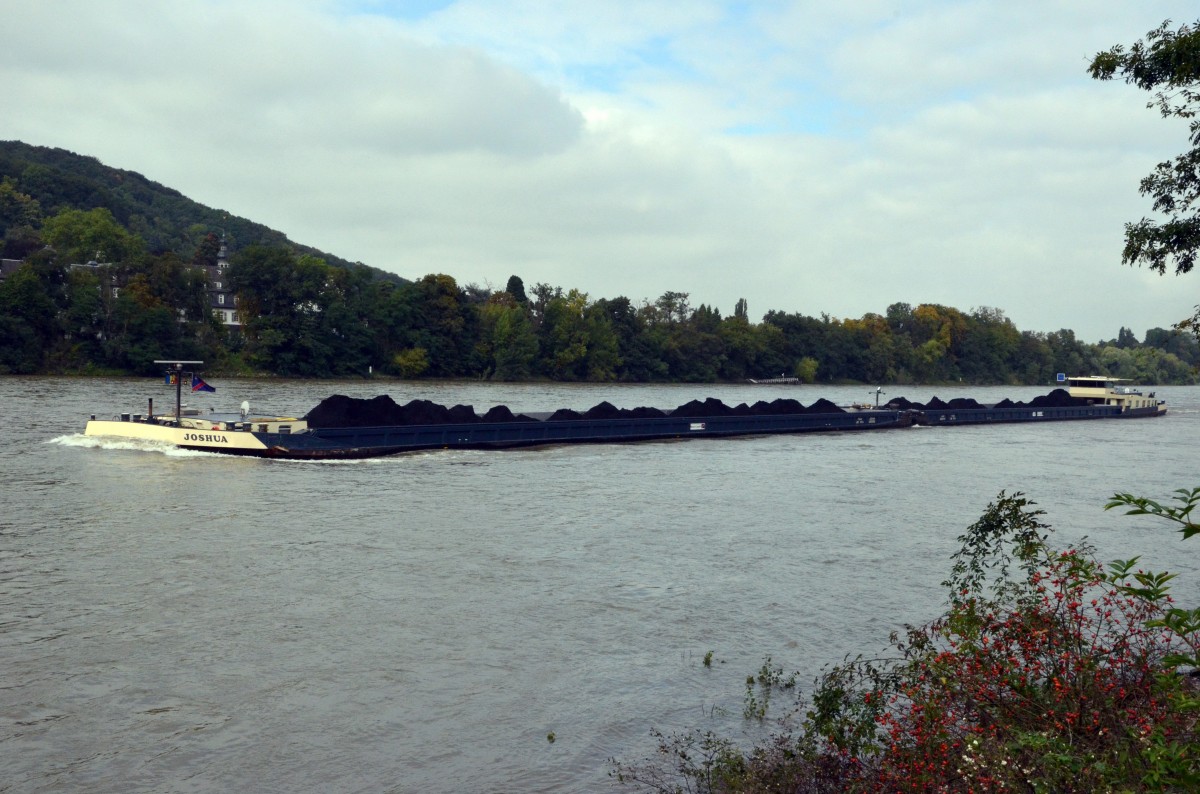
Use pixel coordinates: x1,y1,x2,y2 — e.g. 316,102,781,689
3,0,1198,342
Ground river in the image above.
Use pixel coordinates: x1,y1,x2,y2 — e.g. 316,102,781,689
2,377,1197,793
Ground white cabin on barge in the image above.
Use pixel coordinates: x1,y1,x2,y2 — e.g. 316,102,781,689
1064,376,1166,415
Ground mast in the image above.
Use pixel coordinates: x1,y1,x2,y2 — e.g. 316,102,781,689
154,359,204,422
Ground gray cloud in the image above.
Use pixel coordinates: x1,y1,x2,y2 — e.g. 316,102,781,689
2,0,1197,341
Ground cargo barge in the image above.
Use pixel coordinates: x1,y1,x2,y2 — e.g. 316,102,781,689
81,364,1166,460
895,376,1166,426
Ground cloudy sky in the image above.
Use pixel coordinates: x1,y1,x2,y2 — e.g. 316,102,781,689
4,1,1198,341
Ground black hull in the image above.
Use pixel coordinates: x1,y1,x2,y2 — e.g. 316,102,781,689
240,409,915,460
912,403,1165,426
166,395,1166,460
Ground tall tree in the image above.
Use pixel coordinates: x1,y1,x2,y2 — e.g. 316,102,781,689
0,176,42,236
504,274,528,304
478,293,537,380
1090,20,1200,331
0,264,57,372
41,207,144,265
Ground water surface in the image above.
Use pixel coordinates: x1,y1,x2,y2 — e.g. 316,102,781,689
3,378,1197,792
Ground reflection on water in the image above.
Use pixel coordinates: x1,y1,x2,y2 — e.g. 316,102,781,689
3,377,1198,792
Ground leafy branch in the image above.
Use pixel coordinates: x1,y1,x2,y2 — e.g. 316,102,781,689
1106,487,1200,539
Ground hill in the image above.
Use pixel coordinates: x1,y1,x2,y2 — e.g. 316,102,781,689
0,140,400,282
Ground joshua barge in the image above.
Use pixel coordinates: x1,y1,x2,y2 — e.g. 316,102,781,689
82,364,1166,460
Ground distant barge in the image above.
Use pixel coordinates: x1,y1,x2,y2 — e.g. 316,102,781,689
899,376,1166,426
82,365,1166,460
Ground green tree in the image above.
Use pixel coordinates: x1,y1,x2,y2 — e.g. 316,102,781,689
717,315,760,381
537,289,621,381
59,266,104,366
0,176,42,236
504,274,528,304
405,274,476,377
0,264,57,372
41,207,144,265
596,296,668,381
1090,20,1200,331
101,294,193,373
1090,20,1200,276
392,347,430,378
1016,330,1056,383
191,232,221,268
1115,326,1140,348
957,307,1021,384
479,294,538,380
654,290,691,325
1145,326,1200,365
1044,328,1100,378
230,246,337,376
319,264,376,377
794,355,818,383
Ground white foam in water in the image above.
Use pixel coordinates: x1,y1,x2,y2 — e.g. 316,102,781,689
47,434,214,458
48,433,431,464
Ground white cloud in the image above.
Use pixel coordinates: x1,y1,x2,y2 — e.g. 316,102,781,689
2,0,1198,341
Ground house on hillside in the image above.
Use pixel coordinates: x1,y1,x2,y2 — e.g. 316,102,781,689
4,239,243,333
197,236,241,331
68,257,120,299
0,258,23,283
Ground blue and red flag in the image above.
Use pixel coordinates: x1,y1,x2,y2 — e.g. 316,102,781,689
191,374,216,393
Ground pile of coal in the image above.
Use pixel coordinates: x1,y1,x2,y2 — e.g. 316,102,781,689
306,395,485,428
887,388,1085,412
306,394,857,428
1028,388,1087,407
672,398,735,417
551,401,667,420
480,405,537,423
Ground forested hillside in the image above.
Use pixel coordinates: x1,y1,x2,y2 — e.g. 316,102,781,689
0,141,1196,383
0,141,396,279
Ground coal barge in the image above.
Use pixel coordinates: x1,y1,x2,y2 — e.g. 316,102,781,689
899,376,1166,426
82,364,1166,460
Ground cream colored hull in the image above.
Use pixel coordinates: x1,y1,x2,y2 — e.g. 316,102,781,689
84,419,271,453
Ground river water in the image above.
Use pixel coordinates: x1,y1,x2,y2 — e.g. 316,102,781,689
2,377,1197,793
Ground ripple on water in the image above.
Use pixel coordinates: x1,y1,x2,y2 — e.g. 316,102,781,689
3,380,1199,792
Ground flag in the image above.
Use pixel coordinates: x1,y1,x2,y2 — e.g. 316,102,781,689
165,372,177,385
191,375,215,393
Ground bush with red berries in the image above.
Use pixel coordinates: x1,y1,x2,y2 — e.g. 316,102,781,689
614,490,1200,792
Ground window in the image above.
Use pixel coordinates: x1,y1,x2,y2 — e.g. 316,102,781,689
218,294,225,305
111,286,120,298
214,281,222,289
231,312,240,324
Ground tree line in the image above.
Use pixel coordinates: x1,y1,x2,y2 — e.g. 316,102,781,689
1,203,1197,383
